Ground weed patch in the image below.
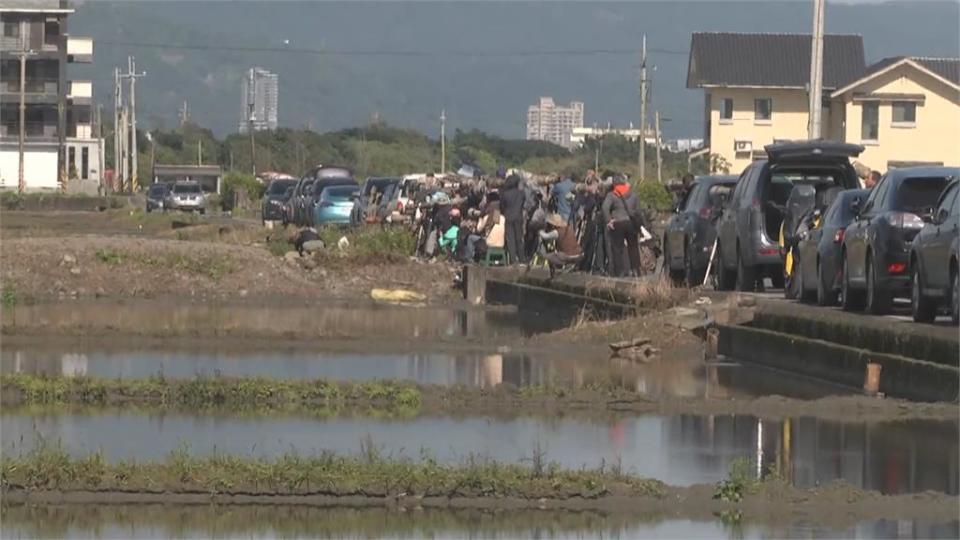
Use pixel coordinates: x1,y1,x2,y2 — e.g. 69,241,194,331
91,248,233,280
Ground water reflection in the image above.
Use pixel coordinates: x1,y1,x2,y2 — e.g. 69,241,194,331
4,410,955,495
1,346,849,400
1,504,956,540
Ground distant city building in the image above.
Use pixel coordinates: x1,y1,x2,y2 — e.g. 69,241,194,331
526,97,584,148
569,124,656,147
0,0,102,190
238,67,278,132
665,138,705,152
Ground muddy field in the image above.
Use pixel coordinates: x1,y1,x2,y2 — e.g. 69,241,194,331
2,208,958,536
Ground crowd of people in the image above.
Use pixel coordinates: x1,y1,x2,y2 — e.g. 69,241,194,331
409,170,659,278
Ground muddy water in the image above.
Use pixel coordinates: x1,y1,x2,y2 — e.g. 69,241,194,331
1,504,958,539
4,408,956,495
1,344,853,399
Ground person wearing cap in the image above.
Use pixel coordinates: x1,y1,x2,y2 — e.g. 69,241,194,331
538,213,582,276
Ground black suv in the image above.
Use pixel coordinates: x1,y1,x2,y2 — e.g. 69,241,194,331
261,178,298,223
910,177,959,323
663,175,737,286
842,167,956,314
715,141,863,291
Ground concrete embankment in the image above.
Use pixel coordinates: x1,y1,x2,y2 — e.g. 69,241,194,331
466,266,959,402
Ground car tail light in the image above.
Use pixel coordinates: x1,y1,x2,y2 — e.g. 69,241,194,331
833,229,845,244
883,212,924,229
397,201,404,212
699,207,712,219
758,248,779,256
751,198,761,209
887,262,907,274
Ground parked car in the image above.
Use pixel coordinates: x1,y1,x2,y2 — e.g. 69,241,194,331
305,177,358,227
377,180,409,224
288,177,316,227
145,183,170,213
352,177,401,225
663,175,737,285
261,178,298,223
909,176,959,323
313,184,360,226
792,188,868,305
842,167,957,314
715,141,864,291
163,181,206,214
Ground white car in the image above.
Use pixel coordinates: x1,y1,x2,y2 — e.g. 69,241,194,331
163,181,206,214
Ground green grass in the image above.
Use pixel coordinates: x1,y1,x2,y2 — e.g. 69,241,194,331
92,248,233,280
0,373,422,413
314,226,415,265
2,283,18,308
0,441,665,499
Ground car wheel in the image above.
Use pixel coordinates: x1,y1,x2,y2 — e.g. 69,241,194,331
951,266,959,326
684,245,703,288
735,247,755,292
911,262,936,323
715,244,736,291
841,254,865,311
816,259,835,307
865,254,891,316
664,239,684,285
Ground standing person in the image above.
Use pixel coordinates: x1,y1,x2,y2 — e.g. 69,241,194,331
601,178,641,277
500,174,526,265
550,174,576,223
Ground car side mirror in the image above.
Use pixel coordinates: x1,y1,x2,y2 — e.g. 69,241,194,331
850,198,862,217
934,207,949,225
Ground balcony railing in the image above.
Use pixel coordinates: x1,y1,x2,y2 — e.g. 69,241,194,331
1,122,59,139
1,78,59,95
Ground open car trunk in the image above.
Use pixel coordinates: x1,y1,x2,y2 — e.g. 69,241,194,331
763,165,852,241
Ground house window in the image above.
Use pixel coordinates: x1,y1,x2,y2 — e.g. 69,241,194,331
81,147,89,180
861,103,879,142
754,98,772,122
719,98,733,122
3,22,19,38
892,101,916,125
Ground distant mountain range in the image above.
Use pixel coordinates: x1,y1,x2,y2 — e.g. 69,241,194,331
69,1,960,139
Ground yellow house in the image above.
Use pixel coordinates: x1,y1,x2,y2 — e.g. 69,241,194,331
687,32,866,174
830,57,960,172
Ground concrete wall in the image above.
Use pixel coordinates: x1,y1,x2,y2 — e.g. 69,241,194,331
0,148,58,190
835,63,960,171
707,87,823,174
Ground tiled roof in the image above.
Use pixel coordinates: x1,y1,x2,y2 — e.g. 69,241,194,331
862,56,959,86
686,32,865,89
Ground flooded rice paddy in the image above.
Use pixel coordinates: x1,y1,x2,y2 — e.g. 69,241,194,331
0,505,958,539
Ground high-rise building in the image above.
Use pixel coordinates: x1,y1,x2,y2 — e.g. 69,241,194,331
238,67,278,132
0,0,102,190
525,97,584,148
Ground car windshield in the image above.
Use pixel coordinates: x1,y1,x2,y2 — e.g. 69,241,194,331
894,177,951,214
148,185,168,196
323,186,359,200
173,183,201,194
364,179,395,196
268,180,297,195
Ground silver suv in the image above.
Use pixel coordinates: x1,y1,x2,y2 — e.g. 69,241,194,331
714,141,863,291
164,181,207,214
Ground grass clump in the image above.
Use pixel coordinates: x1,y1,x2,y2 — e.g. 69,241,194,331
0,373,422,413
314,226,415,265
92,248,233,280
1,444,665,500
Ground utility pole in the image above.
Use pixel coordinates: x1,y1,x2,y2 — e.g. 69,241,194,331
807,0,825,139
198,139,202,165
247,69,257,176
125,56,145,192
119,106,128,192
638,34,648,181
440,108,446,175
15,21,35,194
96,104,104,191
179,99,189,127
113,67,122,191
655,110,663,183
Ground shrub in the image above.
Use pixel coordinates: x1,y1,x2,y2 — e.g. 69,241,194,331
634,180,674,213
221,172,265,211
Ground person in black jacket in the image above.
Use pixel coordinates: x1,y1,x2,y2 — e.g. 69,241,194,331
500,174,526,264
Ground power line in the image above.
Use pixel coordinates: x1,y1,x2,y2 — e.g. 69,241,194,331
97,40,688,57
